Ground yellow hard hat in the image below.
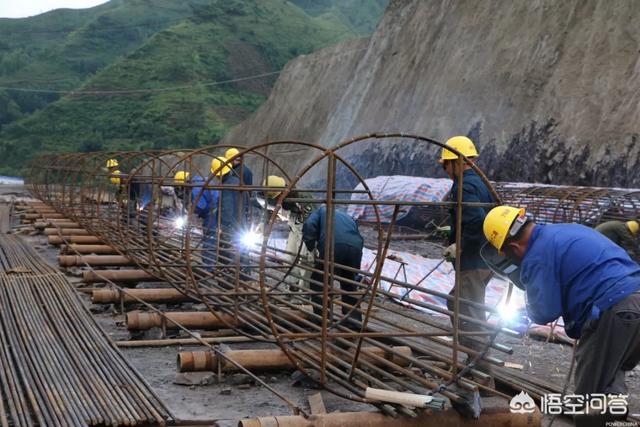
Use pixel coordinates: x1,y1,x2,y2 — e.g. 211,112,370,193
627,220,639,235
106,158,119,168
225,147,240,160
211,156,231,177
174,171,190,184
439,136,478,163
109,170,121,185
483,205,526,251
263,175,286,198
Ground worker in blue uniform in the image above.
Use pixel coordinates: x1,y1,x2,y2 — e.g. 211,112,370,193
439,136,496,372
303,205,364,323
483,205,640,426
191,170,220,269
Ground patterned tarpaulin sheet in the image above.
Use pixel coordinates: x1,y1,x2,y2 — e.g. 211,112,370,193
361,247,527,325
261,237,568,339
348,175,452,223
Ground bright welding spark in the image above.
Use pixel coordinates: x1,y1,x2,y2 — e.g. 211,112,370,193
174,216,187,229
498,300,519,323
240,229,262,248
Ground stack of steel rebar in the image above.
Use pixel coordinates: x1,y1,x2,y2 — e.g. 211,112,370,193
0,234,172,426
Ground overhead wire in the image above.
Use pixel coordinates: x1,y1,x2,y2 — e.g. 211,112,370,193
0,42,368,97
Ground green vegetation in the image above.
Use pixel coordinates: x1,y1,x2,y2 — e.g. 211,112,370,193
0,0,387,176
291,0,388,33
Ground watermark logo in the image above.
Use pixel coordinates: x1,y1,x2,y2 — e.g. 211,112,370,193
509,392,632,416
541,393,628,416
509,391,536,414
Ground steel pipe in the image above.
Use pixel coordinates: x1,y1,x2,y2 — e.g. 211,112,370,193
49,235,102,245
60,245,117,255
59,255,133,267
92,288,196,304
126,311,242,331
44,228,90,236
83,270,156,283
178,346,413,372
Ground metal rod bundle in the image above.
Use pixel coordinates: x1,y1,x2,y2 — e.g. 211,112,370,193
0,234,172,426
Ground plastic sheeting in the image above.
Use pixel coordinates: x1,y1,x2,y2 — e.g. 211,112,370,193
348,176,451,223
264,237,569,339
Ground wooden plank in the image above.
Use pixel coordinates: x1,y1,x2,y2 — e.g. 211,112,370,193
0,205,10,233
308,392,327,415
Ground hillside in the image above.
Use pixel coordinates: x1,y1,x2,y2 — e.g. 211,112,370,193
291,0,388,33
0,0,209,127
223,0,640,188
0,0,387,175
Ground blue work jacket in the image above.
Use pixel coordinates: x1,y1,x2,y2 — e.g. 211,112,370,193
448,169,496,270
520,223,640,338
191,176,219,231
232,164,253,186
302,205,364,258
220,172,249,232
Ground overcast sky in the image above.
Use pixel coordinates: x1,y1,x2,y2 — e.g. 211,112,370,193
0,0,110,18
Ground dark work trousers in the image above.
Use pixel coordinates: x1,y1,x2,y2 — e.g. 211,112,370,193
310,243,363,323
574,291,640,427
447,269,493,369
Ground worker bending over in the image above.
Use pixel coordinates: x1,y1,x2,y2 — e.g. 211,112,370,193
596,219,640,260
303,205,364,323
484,206,640,426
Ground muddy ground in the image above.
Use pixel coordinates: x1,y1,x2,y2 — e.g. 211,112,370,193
3,186,639,426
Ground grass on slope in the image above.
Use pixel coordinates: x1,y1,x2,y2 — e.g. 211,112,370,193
0,0,364,175
0,0,210,127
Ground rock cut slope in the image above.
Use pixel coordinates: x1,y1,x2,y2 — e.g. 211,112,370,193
223,0,640,187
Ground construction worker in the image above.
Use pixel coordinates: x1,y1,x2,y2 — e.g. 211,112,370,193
106,158,119,172
172,171,190,213
439,136,496,369
225,147,253,186
105,158,151,219
303,205,364,323
190,167,220,269
173,171,191,206
214,156,249,265
483,206,640,425
263,175,314,294
106,159,121,188
596,220,640,259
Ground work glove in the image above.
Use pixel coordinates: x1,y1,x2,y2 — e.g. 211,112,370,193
435,225,451,239
443,243,457,262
